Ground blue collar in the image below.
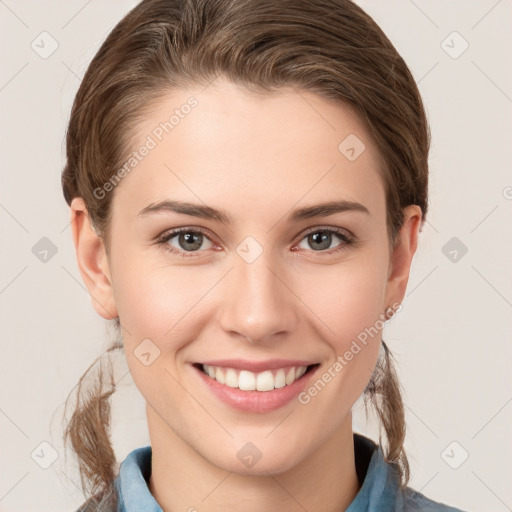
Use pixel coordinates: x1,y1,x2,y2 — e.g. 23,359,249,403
112,433,465,512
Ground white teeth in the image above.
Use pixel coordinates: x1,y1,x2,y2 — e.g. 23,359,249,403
225,368,238,388
256,371,274,391
285,367,296,385
201,364,309,391
239,370,256,390
274,369,286,389
215,367,225,385
296,366,307,379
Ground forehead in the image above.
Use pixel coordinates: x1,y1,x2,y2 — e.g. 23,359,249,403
112,78,386,223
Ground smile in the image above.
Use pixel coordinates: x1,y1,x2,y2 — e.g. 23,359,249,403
193,360,320,413
200,364,310,391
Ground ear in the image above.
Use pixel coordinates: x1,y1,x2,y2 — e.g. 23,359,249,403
384,205,423,308
69,197,118,320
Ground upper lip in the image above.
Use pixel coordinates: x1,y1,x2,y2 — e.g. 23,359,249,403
196,359,318,373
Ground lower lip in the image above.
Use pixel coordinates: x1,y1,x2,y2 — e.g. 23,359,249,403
193,365,319,413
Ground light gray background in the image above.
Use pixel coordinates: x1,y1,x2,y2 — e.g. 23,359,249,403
1,1,511,511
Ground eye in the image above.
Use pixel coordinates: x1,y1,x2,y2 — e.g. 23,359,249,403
294,227,354,254
156,228,215,257
156,226,355,258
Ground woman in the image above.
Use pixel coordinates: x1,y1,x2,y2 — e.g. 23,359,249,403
61,0,468,510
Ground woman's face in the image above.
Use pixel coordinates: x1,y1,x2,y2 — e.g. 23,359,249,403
72,78,420,475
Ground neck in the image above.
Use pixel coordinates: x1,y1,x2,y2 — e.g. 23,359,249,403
147,407,361,512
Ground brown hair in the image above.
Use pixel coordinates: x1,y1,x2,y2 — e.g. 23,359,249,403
61,0,429,504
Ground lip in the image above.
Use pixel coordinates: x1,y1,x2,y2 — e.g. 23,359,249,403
192,361,320,413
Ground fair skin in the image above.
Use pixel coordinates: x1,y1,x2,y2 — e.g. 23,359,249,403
70,78,421,512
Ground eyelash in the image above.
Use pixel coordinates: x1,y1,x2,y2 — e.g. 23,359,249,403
155,226,356,259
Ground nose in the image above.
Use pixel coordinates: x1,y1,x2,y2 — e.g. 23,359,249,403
217,249,299,345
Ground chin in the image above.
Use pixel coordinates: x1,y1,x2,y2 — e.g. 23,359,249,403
204,439,310,477
222,456,301,477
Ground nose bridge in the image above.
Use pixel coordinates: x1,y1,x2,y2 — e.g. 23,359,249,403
218,244,297,343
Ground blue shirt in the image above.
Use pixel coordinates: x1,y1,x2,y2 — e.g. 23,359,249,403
75,434,468,511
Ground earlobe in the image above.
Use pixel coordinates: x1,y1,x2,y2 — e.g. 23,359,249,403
69,197,118,320
384,205,423,307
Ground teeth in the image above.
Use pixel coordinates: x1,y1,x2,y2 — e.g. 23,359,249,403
239,370,256,390
274,369,286,389
296,366,307,379
202,364,309,391
215,367,225,385
285,367,296,385
225,368,238,388
256,371,274,391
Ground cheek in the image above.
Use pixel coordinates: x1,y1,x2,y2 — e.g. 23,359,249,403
292,260,388,427
109,253,187,385
295,254,389,346
111,258,195,411
112,250,195,334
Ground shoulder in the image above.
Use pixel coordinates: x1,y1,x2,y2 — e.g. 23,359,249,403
352,433,467,512
74,485,117,512
400,486,468,512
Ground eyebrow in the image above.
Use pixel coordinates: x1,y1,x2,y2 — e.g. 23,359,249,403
138,199,370,225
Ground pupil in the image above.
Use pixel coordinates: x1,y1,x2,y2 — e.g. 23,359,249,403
181,232,201,250
311,231,330,250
